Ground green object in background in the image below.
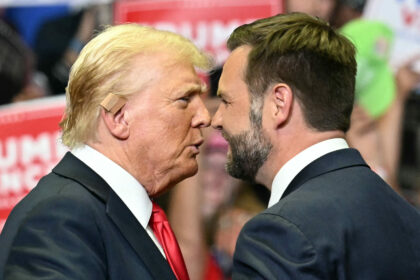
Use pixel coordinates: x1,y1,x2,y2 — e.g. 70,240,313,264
341,19,395,118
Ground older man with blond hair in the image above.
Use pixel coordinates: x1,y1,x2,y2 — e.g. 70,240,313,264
0,24,211,280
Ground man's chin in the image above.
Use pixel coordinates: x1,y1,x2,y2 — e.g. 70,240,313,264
225,158,248,181
181,160,199,179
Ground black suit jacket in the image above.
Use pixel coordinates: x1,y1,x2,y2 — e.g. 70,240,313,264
233,149,420,279
0,152,176,280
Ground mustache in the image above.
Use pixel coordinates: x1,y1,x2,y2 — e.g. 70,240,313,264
221,130,233,143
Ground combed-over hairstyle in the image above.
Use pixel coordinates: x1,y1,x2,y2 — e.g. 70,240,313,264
60,24,211,148
227,12,357,132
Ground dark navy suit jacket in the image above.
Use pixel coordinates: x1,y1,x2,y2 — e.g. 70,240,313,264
0,152,176,280
233,149,420,279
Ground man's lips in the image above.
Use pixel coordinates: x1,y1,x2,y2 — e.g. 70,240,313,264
193,138,204,147
190,138,204,154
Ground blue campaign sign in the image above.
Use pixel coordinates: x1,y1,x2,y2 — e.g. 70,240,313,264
0,0,111,7
395,0,420,5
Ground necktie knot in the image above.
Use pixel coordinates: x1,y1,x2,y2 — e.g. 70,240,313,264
149,202,189,280
150,203,168,224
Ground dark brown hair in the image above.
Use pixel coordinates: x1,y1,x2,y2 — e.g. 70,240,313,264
227,12,357,132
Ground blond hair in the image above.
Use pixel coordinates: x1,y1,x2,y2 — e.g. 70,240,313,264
60,24,211,148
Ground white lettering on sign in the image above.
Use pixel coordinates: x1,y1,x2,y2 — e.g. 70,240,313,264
0,170,21,194
21,133,51,165
0,138,17,169
0,131,67,196
23,164,42,190
143,19,255,64
0,195,26,209
211,20,241,48
0,164,50,195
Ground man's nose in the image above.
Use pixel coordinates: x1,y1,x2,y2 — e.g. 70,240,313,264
192,97,211,128
211,105,222,130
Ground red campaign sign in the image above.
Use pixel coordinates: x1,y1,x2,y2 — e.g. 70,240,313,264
0,96,67,232
114,0,284,65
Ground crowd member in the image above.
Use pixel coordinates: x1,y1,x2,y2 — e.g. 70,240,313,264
169,162,265,280
203,184,264,280
5,4,102,95
0,19,45,105
4,4,70,49
340,13,397,184
168,105,241,280
212,12,420,279
334,0,420,191
200,130,241,220
285,0,337,21
330,0,365,28
0,23,211,279
35,7,99,95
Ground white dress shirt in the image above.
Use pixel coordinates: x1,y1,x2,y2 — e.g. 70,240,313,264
268,138,349,208
72,145,165,257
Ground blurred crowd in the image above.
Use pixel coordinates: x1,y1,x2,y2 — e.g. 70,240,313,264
0,3,110,103
1,0,420,279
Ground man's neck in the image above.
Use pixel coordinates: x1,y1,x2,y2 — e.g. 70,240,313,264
255,130,346,189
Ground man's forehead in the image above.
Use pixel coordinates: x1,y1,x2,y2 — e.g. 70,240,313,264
222,47,251,78
227,45,252,64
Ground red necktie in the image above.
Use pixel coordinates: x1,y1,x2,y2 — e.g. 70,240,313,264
149,202,190,280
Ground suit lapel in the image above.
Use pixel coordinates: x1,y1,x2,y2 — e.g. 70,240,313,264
53,152,110,202
281,148,369,199
106,190,177,279
53,152,176,279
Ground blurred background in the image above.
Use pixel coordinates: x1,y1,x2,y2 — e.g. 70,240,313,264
0,0,419,279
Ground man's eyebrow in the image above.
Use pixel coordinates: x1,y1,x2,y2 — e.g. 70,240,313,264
180,83,206,95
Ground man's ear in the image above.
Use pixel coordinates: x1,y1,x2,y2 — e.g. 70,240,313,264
268,83,293,128
100,106,130,140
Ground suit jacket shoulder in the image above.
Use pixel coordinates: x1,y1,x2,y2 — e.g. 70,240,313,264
233,149,420,280
0,152,176,280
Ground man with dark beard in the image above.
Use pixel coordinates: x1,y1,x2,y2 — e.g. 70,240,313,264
211,13,420,279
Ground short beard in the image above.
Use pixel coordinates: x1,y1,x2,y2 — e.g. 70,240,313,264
222,106,272,183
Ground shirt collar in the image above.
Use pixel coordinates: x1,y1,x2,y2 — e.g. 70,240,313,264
268,138,349,208
71,145,152,229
